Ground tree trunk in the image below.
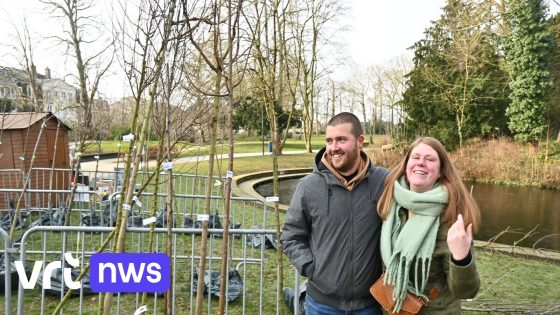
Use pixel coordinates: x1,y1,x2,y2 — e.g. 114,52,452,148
194,72,221,315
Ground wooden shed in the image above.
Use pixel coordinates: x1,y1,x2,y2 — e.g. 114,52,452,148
0,112,71,210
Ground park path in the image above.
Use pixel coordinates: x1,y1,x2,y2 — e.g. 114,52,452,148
80,150,313,172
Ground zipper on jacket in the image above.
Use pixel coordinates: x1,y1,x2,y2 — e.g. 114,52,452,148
348,189,354,305
327,185,332,216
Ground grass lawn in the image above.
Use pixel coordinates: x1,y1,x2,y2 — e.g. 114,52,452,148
81,134,388,156
463,249,560,313
172,153,316,176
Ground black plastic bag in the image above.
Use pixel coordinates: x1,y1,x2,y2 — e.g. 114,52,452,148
192,268,243,302
0,208,25,230
81,202,117,227
29,204,67,227
156,208,175,228
183,209,239,230
127,214,143,227
246,226,278,249
183,213,219,229
284,281,307,314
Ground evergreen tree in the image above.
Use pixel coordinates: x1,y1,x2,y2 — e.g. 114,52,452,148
502,0,553,143
402,0,509,149
547,13,560,140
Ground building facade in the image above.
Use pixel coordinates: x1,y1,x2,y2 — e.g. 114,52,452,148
0,65,79,121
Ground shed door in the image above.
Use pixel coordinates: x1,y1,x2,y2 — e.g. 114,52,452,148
0,132,14,169
46,128,68,168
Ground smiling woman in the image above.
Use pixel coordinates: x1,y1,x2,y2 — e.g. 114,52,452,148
406,143,441,193
375,136,481,314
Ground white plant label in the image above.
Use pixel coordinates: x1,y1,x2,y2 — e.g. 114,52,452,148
197,214,210,222
123,133,135,141
133,196,143,208
266,196,279,202
143,217,157,226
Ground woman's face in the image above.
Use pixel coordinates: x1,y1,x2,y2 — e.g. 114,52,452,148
405,143,441,193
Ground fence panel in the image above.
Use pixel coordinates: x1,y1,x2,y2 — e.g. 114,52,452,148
0,227,13,315
11,223,287,315
0,170,25,211
0,169,301,314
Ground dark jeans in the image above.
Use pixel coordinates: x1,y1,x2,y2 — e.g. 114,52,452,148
305,295,382,315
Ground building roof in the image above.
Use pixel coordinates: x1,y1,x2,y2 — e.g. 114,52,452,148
0,112,71,131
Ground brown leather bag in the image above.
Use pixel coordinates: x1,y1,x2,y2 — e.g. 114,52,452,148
369,273,430,315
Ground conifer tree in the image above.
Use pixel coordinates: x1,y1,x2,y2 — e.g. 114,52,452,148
502,0,553,143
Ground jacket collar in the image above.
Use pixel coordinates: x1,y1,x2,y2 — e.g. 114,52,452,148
314,147,371,190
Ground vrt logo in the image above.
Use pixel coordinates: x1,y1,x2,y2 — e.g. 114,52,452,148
14,252,81,290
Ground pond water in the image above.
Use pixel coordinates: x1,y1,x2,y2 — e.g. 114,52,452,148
255,178,560,251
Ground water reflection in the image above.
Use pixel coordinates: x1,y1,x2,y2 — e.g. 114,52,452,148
255,179,560,251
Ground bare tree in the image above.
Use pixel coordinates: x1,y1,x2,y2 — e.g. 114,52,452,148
41,0,114,152
420,0,498,150
9,18,43,112
293,0,346,152
180,0,250,313
374,56,411,140
101,0,180,314
344,63,371,141
245,0,292,312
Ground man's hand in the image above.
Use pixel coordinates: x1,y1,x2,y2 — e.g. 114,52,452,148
447,214,472,261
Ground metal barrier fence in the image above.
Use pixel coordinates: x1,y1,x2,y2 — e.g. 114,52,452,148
0,168,304,314
11,225,286,315
0,227,13,315
0,169,26,210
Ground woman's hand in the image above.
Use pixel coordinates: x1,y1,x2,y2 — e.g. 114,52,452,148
447,214,472,261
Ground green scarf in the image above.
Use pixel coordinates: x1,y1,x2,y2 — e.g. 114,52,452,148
380,177,448,312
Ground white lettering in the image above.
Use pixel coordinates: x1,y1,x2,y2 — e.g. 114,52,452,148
118,262,145,283
64,268,81,290
146,263,161,283
15,261,43,290
42,261,62,289
15,253,83,290
98,263,117,283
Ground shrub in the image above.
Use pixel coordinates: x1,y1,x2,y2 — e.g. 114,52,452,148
110,126,131,141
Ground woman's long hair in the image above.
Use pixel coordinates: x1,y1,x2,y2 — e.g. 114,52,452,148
377,137,480,232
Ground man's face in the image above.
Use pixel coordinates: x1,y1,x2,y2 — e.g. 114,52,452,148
325,123,364,176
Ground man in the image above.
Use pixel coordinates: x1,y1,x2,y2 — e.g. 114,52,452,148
281,112,389,314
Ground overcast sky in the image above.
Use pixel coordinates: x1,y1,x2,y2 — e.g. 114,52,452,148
345,0,445,65
1,0,558,99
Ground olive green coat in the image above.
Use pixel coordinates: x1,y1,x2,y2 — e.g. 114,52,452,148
418,221,480,314
386,209,480,314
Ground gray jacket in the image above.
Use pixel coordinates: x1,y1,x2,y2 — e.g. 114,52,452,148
281,148,389,310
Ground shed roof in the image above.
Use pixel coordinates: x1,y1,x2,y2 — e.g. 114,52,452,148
0,112,71,131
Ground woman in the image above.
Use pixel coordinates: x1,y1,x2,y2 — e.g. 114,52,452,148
377,137,480,314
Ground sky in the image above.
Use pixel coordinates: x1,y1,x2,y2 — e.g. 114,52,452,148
344,0,446,66
1,0,559,100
